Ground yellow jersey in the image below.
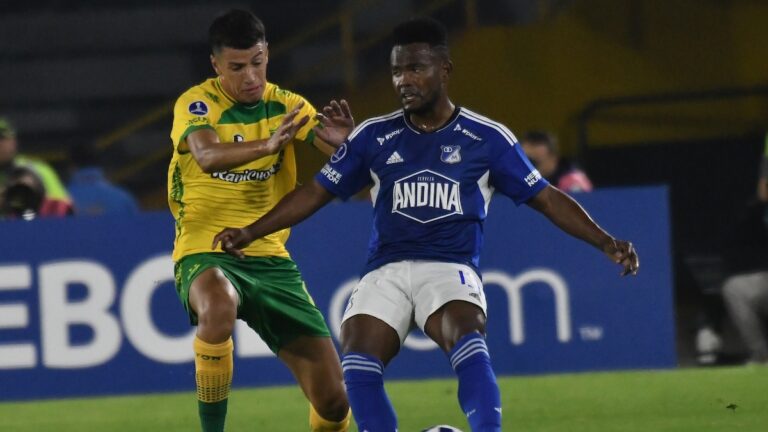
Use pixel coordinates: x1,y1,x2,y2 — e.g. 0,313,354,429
168,78,318,261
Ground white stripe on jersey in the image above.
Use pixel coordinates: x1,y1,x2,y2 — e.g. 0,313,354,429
370,169,381,206
477,170,494,215
348,110,403,141
459,108,519,146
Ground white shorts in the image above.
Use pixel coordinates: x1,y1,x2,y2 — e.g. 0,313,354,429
341,261,487,343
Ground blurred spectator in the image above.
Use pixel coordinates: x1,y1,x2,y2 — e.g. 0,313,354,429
720,137,768,365
521,130,593,193
758,134,768,203
0,117,74,214
1,166,73,220
67,142,139,216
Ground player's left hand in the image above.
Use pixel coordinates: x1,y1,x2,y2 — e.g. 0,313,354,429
212,227,253,259
314,99,354,148
602,238,639,276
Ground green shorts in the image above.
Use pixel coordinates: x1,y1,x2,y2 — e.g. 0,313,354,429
174,253,331,353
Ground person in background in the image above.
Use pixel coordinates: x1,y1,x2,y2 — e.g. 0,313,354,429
0,166,72,219
521,130,593,194
67,142,139,216
721,134,768,365
758,134,768,203
0,117,74,215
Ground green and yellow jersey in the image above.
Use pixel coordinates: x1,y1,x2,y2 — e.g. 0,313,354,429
168,78,318,262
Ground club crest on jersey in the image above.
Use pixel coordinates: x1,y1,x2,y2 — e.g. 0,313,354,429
188,101,208,116
440,145,461,164
234,134,244,142
392,169,463,223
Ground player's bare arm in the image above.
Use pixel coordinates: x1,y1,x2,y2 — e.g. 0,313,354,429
311,99,355,156
212,179,335,258
528,185,640,276
186,104,309,173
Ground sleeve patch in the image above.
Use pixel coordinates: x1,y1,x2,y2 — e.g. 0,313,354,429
188,101,209,116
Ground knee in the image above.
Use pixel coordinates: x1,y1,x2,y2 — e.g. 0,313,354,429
196,300,237,342
340,316,400,364
313,388,349,422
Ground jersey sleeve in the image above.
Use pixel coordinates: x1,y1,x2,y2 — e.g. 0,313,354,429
282,90,319,147
488,134,549,205
170,90,215,151
314,126,372,200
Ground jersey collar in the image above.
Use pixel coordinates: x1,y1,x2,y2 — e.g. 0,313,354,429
402,106,461,135
214,77,237,104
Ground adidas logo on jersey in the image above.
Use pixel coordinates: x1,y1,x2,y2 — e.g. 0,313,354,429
386,151,404,164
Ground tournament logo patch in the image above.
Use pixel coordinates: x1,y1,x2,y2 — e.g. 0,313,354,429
330,142,347,163
188,101,209,116
440,145,461,164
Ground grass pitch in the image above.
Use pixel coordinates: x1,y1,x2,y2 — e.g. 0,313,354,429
1,366,765,431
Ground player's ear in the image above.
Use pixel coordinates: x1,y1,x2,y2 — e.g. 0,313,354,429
263,42,269,64
441,59,453,82
210,54,222,76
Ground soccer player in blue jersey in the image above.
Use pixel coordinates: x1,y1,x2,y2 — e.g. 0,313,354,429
214,17,639,432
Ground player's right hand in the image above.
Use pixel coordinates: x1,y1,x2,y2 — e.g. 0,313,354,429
601,238,639,276
314,99,354,147
212,227,252,259
264,102,310,155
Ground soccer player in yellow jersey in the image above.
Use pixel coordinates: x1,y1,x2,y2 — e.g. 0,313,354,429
168,9,352,432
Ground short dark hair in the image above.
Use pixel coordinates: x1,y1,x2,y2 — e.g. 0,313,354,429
522,130,558,154
391,17,449,54
209,9,266,53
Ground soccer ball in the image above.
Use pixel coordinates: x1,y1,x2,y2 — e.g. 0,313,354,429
421,426,463,432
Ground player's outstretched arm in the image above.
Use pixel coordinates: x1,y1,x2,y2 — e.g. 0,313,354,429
212,179,336,258
312,99,354,155
527,185,640,276
187,103,309,173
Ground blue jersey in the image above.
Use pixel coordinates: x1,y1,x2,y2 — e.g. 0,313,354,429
315,107,548,275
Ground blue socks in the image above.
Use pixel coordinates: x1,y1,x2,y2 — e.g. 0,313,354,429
342,352,397,432
449,333,502,432
342,335,501,432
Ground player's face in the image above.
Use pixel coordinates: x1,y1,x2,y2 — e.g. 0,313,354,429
0,137,17,165
211,42,268,104
390,43,448,114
